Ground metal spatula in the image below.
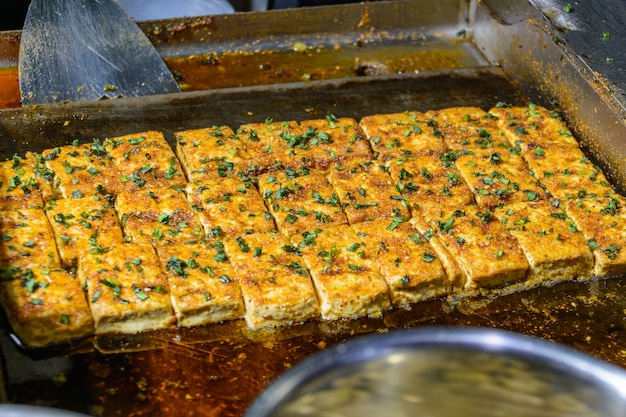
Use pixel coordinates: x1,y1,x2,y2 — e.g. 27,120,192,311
19,0,181,106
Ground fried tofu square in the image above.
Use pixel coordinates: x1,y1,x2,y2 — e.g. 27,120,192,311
427,108,529,164
565,195,626,277
157,242,244,327
0,154,44,210
292,225,390,320
493,201,594,286
0,208,61,271
0,268,94,348
453,149,548,209
46,198,124,269
351,220,450,307
175,125,247,182
360,111,449,161
283,117,372,171
224,231,319,329
428,206,529,290
116,186,204,247
425,106,498,149
186,177,275,239
39,140,121,200
489,104,580,150
27,151,61,202
512,143,613,201
78,242,175,334
258,168,347,237
537,154,613,202
327,159,409,224
408,214,466,292
105,131,186,192
427,107,547,208
236,120,297,174
386,154,474,221
488,105,616,200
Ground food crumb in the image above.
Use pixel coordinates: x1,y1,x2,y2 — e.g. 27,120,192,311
292,41,308,52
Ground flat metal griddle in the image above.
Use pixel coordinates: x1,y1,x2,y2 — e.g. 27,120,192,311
1,1,626,416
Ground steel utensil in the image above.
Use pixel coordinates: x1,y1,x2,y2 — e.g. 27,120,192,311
18,0,180,105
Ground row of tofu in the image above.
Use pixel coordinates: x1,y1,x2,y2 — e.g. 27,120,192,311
0,104,624,348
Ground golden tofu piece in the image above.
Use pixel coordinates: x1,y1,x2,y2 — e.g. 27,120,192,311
327,159,409,224
428,107,547,208
224,232,319,329
27,151,61,202
408,214,465,291
427,206,529,290
283,117,372,171
351,220,450,307
239,117,372,173
425,106,499,150
507,141,612,201
0,268,94,348
175,125,247,182
258,168,347,237
186,177,275,239
386,154,474,222
0,154,44,210
116,184,189,214
490,105,614,200
453,149,548,208
236,120,297,174
292,224,391,320
489,104,580,150
360,111,449,161
78,242,175,334
537,155,613,202
105,131,186,192
157,242,245,327
116,186,204,247
40,140,121,199
0,208,61,271
565,195,626,277
494,201,594,286
46,198,124,268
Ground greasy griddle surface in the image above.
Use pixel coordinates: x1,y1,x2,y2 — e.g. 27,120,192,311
0,67,519,155
3,277,626,417
1,68,624,416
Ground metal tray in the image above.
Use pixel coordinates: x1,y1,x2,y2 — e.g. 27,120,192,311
1,1,626,416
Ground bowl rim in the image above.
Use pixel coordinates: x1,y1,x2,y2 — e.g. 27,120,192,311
244,326,626,417
0,404,91,416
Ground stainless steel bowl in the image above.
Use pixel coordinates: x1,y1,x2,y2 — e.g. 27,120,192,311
245,327,626,417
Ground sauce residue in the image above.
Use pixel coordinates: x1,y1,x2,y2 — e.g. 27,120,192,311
0,41,481,108
0,67,20,108
165,42,481,91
